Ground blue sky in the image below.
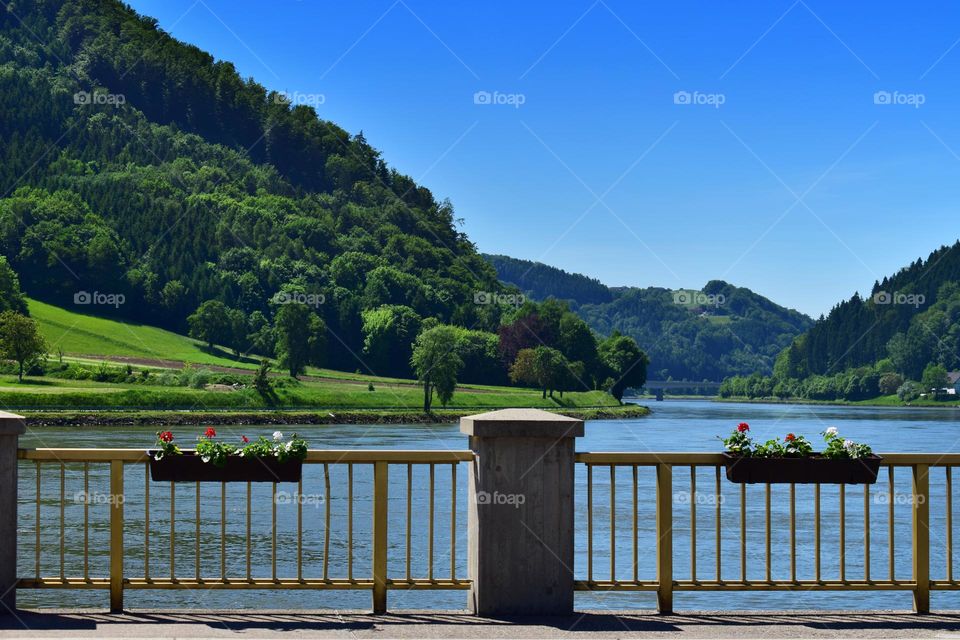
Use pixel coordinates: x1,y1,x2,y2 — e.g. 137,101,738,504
128,0,960,318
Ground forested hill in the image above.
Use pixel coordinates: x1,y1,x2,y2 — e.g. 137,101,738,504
483,254,613,306
781,240,960,380
484,251,813,381
0,0,506,371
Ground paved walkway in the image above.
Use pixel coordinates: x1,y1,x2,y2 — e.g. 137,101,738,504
1,610,960,639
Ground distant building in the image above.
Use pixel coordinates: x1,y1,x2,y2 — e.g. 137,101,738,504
948,371,960,395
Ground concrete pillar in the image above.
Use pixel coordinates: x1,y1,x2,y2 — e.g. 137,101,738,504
461,408,584,616
0,412,25,615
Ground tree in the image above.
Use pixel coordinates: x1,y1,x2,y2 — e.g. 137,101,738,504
921,363,949,393
361,305,421,378
411,325,463,412
878,372,904,396
0,311,47,382
274,303,326,377
509,346,568,399
598,333,649,403
0,257,27,315
187,300,232,349
227,307,249,356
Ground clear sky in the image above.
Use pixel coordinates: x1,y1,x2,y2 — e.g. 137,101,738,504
126,0,960,318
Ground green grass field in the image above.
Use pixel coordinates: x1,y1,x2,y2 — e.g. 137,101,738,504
5,300,636,415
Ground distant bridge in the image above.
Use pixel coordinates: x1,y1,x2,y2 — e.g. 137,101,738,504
643,380,721,401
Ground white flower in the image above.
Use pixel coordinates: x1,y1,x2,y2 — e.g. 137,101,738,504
273,431,284,442
825,427,838,437
843,439,855,451
285,441,293,452
201,455,211,463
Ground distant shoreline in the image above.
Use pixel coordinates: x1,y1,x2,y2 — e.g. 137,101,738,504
714,397,960,410
18,404,651,427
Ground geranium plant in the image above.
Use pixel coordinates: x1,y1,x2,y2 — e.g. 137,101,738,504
821,426,872,459
154,430,180,460
238,431,308,463
152,428,308,467
721,425,822,458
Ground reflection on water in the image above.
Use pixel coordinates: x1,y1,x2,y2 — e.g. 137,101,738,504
16,399,960,611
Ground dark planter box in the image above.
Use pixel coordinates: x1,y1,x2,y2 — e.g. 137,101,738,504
149,452,303,483
723,453,882,485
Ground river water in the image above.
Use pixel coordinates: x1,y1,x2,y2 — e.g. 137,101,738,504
15,399,960,611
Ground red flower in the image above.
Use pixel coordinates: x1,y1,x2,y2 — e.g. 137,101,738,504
241,435,249,444
158,431,174,443
204,427,217,439
785,433,796,442
737,422,750,433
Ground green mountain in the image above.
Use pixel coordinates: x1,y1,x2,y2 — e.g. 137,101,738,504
483,255,812,382
0,0,506,373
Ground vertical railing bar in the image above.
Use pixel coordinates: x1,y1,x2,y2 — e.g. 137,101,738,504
144,463,150,582
109,460,124,612
372,461,389,613
610,465,616,582
59,463,65,581
221,481,226,582
889,466,895,581
840,484,846,583
406,463,412,582
272,482,278,581
913,464,930,613
690,467,696,582
195,482,201,581
587,464,593,583
790,483,796,583
740,484,746,582
632,465,638,584
864,482,871,583
428,463,435,581
170,483,176,580
947,467,953,583
715,466,721,582
35,461,40,580
451,463,457,581
245,481,251,581
656,463,673,613
323,464,331,581
297,478,303,582
764,483,771,583
815,483,821,582
83,462,89,581
348,463,355,581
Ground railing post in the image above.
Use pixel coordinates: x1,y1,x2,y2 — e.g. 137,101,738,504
656,462,673,614
109,460,124,613
912,464,930,614
0,412,25,616
372,460,389,614
461,409,583,616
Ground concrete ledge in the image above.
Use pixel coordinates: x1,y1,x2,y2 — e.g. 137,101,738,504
0,412,24,436
460,408,584,438
2,609,960,638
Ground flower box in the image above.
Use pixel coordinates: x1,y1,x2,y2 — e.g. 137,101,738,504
722,453,882,485
149,451,303,483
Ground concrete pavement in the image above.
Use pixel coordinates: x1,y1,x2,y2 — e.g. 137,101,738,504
1,610,960,639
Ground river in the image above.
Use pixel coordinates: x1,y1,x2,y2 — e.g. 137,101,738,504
15,399,960,611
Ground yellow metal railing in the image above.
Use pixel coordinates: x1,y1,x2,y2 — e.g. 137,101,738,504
17,449,473,612
575,452,957,613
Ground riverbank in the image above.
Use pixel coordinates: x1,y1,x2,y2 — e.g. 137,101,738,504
18,404,650,426
715,396,960,409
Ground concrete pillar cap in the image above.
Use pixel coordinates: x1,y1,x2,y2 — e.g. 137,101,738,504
0,412,25,436
460,408,584,438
